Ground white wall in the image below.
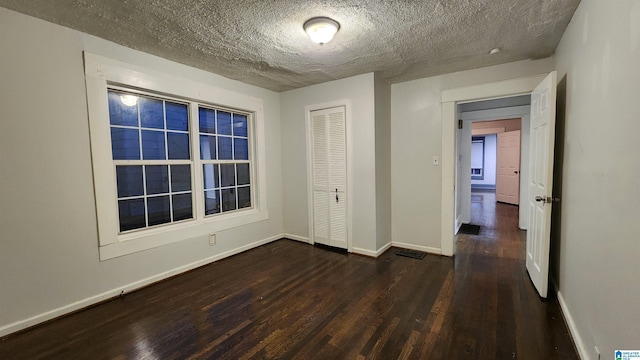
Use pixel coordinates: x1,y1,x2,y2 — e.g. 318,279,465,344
553,1,640,358
280,73,378,254
374,74,392,250
391,58,554,251
0,8,283,335
471,134,497,187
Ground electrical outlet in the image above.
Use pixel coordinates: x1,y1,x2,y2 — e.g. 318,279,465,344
209,233,216,246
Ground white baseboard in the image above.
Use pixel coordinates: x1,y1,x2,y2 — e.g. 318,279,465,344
351,247,378,257
0,233,283,338
282,233,311,244
556,290,589,360
392,241,442,255
375,242,393,256
351,242,393,258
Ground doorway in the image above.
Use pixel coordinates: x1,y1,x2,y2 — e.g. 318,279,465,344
455,96,531,235
442,72,558,299
440,74,548,256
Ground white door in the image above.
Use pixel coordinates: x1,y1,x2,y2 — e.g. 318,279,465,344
526,71,557,298
496,130,521,205
310,107,348,249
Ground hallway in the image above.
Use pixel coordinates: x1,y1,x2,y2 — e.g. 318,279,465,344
451,189,577,358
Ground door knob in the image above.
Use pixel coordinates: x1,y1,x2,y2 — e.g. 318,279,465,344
535,196,561,204
514,171,519,174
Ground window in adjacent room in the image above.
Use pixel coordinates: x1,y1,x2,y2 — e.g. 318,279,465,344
471,136,485,180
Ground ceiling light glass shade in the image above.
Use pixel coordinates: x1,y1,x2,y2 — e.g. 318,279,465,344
304,17,340,44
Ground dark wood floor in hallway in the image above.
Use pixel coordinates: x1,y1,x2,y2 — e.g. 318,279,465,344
0,191,578,359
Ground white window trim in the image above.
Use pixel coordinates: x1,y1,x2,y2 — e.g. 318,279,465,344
84,52,268,260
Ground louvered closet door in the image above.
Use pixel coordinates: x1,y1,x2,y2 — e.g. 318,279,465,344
311,107,347,249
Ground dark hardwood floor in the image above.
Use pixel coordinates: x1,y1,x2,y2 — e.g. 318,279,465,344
0,191,578,359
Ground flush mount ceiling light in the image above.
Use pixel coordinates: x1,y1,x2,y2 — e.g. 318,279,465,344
120,94,138,107
303,17,340,45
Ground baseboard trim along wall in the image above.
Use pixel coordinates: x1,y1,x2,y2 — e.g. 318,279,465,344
282,233,311,243
557,290,589,360
392,242,442,256
0,235,451,337
351,247,378,257
0,234,283,338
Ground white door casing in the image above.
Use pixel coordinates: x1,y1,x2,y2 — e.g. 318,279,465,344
441,74,547,256
496,130,521,205
526,71,557,298
310,107,348,249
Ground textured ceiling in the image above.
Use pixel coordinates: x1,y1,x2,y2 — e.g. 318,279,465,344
0,0,580,92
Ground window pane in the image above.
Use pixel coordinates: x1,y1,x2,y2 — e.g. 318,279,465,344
203,164,219,190
172,193,192,221
217,111,232,135
200,135,216,160
234,138,248,160
204,190,220,215
145,165,169,195
166,102,188,131
171,165,191,192
168,132,190,160
116,166,144,198
221,188,237,212
233,114,248,137
237,163,250,186
139,97,164,129
218,136,233,160
147,196,171,226
199,108,216,134
220,164,236,187
111,128,140,160
237,186,251,209
118,198,146,232
108,91,138,126
142,130,166,160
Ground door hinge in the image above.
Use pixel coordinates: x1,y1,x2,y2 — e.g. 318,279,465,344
458,119,463,129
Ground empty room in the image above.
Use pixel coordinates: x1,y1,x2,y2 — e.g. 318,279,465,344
1,1,638,359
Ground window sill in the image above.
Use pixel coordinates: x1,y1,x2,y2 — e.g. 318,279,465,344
99,209,269,261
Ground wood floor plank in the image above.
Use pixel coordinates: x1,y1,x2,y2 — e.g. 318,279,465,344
0,190,579,359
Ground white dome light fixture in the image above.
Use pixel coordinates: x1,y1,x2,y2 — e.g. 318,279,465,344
303,17,340,45
120,94,138,107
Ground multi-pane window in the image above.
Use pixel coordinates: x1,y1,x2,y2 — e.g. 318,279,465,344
107,89,253,233
108,89,193,232
85,53,265,259
199,107,252,216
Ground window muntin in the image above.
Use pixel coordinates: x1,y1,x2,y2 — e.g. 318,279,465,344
108,89,193,233
199,106,252,216
85,53,268,260
107,89,254,234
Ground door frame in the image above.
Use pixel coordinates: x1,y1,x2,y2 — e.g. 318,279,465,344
440,75,547,256
305,100,353,252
